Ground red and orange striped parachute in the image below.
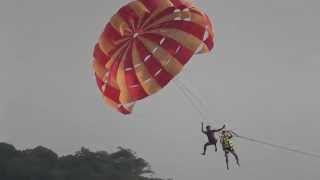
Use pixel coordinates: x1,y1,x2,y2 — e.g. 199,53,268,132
93,0,214,114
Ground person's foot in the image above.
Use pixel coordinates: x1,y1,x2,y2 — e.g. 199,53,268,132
201,152,206,156
215,148,217,152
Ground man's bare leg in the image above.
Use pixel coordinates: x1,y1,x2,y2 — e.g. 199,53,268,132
224,152,229,170
202,142,210,155
231,150,240,166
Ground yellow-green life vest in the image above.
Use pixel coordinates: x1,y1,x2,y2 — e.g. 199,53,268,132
222,135,233,148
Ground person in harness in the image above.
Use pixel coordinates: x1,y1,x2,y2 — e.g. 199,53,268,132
201,122,226,155
220,130,240,170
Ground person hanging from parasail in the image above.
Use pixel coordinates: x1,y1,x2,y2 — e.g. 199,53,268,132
220,129,240,170
201,122,226,155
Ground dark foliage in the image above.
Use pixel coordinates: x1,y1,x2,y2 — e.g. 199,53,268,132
0,143,164,180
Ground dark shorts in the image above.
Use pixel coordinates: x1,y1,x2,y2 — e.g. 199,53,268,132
208,139,217,144
223,146,234,153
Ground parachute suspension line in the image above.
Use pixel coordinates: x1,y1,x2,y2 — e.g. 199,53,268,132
174,80,207,123
175,79,208,115
233,132,320,159
175,78,224,125
175,80,320,160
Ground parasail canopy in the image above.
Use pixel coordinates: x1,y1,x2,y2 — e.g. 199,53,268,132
93,0,215,114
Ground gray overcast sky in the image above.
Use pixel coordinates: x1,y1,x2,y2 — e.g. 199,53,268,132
1,0,320,179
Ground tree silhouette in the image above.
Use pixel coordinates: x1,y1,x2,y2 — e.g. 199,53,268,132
0,143,165,180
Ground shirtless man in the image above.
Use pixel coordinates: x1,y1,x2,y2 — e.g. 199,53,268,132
201,122,226,155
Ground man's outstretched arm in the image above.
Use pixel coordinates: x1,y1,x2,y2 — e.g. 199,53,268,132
201,122,206,133
213,124,226,132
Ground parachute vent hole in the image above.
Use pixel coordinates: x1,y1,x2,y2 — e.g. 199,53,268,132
174,17,182,21
182,8,190,12
103,72,109,82
203,30,209,41
174,8,182,21
125,67,133,72
133,32,139,38
154,69,162,77
175,46,181,54
144,55,151,62
152,47,159,54
130,84,139,88
102,84,107,92
160,38,166,45
174,9,181,13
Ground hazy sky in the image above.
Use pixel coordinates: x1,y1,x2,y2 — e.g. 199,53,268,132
1,0,320,179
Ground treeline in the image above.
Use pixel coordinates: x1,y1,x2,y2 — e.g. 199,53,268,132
0,143,165,180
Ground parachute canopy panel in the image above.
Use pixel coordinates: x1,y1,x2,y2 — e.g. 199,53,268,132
93,0,215,114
